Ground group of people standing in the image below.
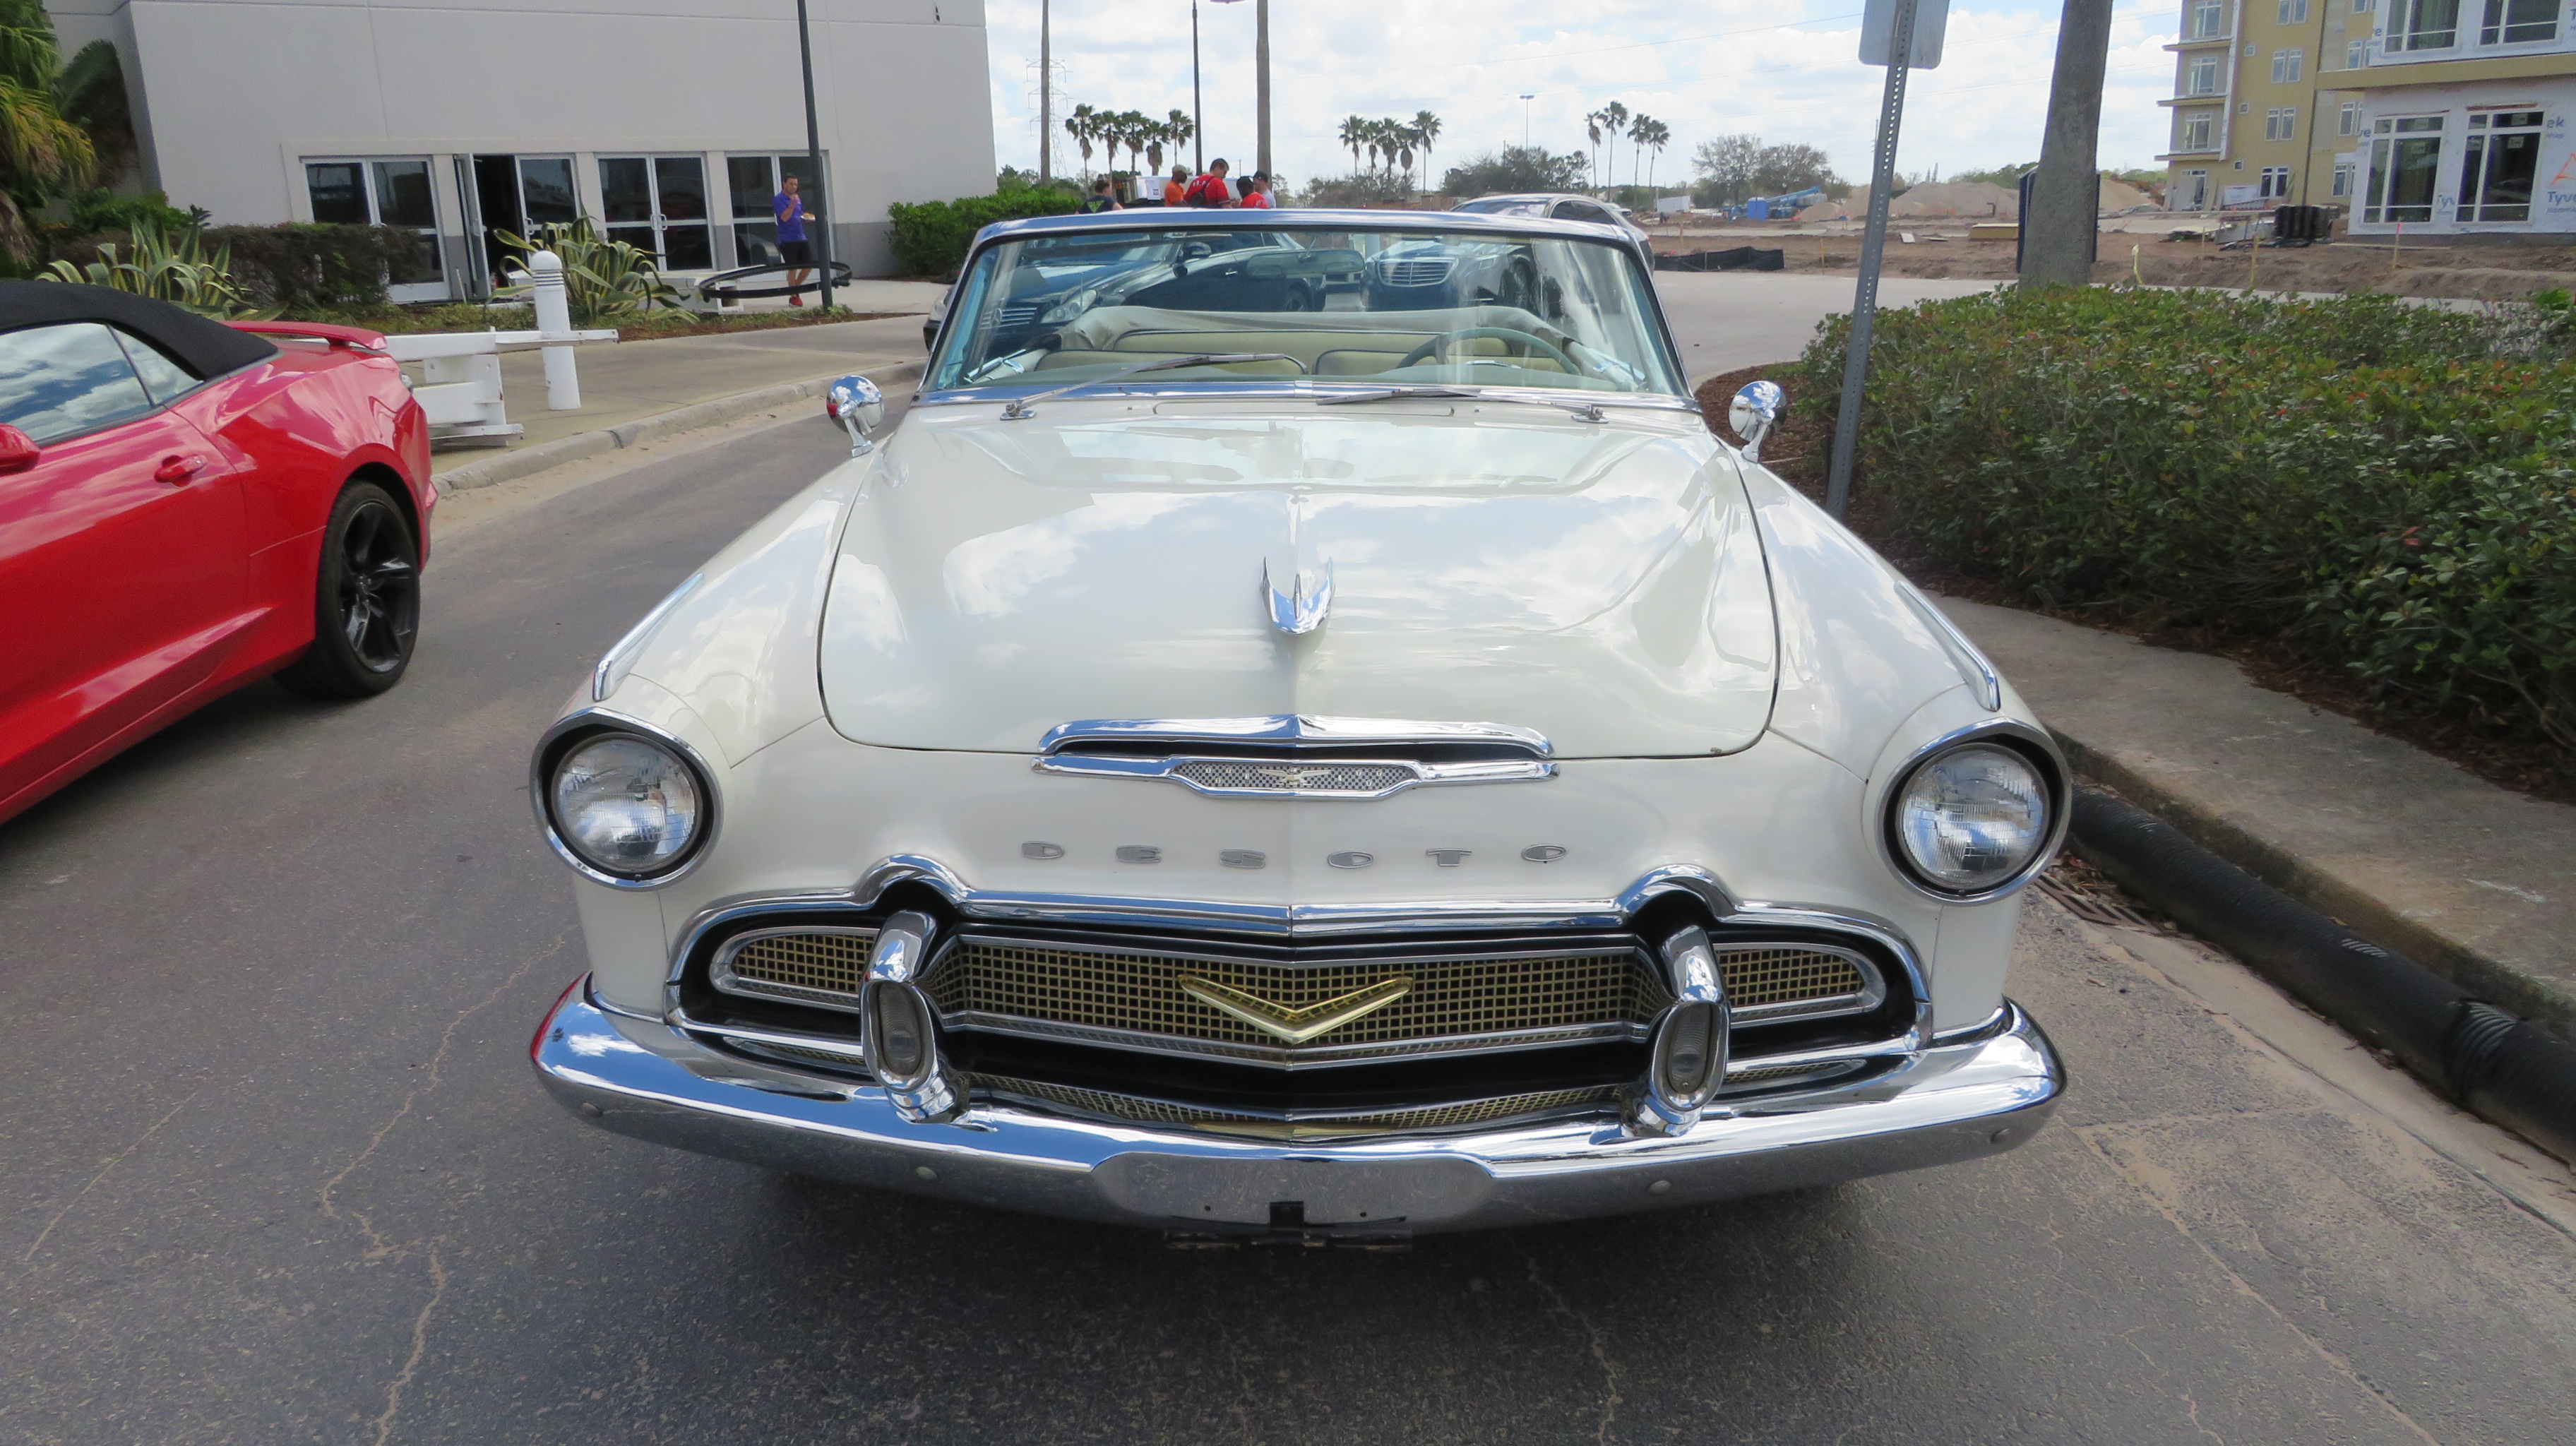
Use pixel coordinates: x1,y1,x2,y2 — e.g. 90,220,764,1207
1081,157,1274,213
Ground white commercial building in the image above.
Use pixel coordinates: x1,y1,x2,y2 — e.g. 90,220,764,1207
2327,1,2576,235
43,0,997,295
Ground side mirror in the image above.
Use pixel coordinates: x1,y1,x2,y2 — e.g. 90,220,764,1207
827,374,885,456
1728,381,1785,464
0,424,39,475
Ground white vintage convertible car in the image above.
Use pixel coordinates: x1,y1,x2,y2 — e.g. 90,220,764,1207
528,209,2066,1240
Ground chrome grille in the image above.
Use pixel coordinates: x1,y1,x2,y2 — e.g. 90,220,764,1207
1720,946,1871,1020
924,935,1664,1063
978,1075,1616,1139
1376,259,1455,286
1169,760,1415,794
997,301,1044,327
717,928,876,1008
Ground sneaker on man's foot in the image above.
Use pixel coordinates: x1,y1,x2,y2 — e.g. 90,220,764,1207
789,294,804,307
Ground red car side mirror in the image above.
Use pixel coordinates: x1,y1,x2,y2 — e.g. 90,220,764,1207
0,424,38,475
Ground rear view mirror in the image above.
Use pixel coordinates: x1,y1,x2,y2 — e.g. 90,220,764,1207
1244,249,1365,280
0,424,38,474
828,374,885,456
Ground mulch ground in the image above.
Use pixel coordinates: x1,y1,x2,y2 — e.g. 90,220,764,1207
1692,364,2576,806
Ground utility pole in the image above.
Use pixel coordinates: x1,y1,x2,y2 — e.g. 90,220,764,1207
1039,0,1053,183
1192,0,1205,172
794,0,833,311
1521,93,1535,150
2021,0,2113,286
1825,0,1945,520
1256,0,1272,178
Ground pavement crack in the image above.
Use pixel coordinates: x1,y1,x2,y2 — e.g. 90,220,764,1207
20,1090,199,1264
1521,1244,1623,1445
319,931,566,1257
369,1243,448,1446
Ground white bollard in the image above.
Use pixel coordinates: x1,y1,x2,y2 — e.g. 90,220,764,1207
526,250,582,411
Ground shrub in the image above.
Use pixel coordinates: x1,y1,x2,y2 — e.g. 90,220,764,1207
1804,285,2576,753
1437,148,1588,198
40,223,266,318
65,189,204,235
206,224,421,311
494,217,679,325
886,189,1082,277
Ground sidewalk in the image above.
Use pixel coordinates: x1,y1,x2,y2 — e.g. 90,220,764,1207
1939,595,2576,1047
426,311,929,491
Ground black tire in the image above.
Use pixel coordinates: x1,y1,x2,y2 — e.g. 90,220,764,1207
274,479,420,700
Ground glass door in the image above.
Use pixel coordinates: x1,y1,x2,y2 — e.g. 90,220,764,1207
599,156,713,270
304,157,449,303
727,153,823,268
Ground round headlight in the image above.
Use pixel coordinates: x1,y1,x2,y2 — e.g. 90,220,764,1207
1892,743,2051,894
547,732,708,880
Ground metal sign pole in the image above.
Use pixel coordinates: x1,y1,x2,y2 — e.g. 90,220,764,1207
1825,0,1922,520
795,0,835,311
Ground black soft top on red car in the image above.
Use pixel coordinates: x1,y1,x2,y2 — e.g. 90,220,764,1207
0,280,278,378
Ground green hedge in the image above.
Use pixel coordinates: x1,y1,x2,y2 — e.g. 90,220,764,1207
886,189,1082,277
206,224,422,312
1805,286,2576,751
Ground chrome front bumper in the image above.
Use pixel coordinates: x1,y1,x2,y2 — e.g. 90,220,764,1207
532,978,2064,1234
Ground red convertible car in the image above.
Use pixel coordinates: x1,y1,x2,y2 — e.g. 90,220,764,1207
0,282,434,826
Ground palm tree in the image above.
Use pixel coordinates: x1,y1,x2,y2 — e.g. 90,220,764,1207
1636,118,1671,191
1597,101,1629,195
1164,108,1195,174
1411,109,1441,192
1393,124,1418,192
1585,111,1604,186
1064,102,1097,179
0,0,95,263
1337,114,1366,174
55,37,131,184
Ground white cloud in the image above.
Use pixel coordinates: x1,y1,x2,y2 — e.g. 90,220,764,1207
981,1,2183,192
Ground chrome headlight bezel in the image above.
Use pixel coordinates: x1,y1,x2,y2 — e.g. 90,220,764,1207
530,710,722,890
1878,721,2070,904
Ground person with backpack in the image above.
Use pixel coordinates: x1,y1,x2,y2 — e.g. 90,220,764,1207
1183,159,1234,208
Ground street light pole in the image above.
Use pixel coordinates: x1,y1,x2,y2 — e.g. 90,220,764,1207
1520,93,1535,150
1256,0,1272,178
794,0,833,311
1192,0,1204,172
1039,0,1053,184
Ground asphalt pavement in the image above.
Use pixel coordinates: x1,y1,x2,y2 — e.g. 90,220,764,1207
8,387,2576,1445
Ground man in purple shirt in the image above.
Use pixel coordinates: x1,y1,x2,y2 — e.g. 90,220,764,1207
775,175,816,306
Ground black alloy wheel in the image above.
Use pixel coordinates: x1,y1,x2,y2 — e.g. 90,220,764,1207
275,479,421,699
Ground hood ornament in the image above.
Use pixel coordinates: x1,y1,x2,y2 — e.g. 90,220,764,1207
1263,559,1333,636
1179,974,1412,1044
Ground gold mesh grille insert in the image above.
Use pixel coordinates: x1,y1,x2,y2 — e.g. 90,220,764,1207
928,938,1662,1050
723,931,876,996
1718,947,1868,1010
977,1075,1616,1139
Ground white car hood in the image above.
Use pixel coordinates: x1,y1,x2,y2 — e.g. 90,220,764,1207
818,403,1777,758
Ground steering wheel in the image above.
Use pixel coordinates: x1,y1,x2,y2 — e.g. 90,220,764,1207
1400,325,1578,374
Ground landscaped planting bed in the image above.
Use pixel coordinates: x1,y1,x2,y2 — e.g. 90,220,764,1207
1749,286,2576,795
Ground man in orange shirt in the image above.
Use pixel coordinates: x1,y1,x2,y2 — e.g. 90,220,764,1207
1162,165,1188,207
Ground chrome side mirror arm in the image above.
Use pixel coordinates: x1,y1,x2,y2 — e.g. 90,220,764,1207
1728,380,1786,465
828,374,886,457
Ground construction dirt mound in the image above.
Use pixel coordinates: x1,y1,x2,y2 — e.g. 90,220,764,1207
1796,174,2157,222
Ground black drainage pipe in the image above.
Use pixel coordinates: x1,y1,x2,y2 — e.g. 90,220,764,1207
2069,787,2576,1166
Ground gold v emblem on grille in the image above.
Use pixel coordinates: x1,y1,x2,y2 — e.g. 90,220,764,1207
1177,974,1413,1044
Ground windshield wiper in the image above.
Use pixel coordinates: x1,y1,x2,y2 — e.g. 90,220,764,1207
1318,385,1606,422
997,352,1296,419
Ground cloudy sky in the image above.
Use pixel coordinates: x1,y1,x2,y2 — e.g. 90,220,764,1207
983,1,2181,190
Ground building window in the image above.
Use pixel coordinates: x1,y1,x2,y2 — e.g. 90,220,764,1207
727,154,825,266
2190,0,2228,36
2365,116,2445,222
304,158,443,289
2340,100,2363,134
2181,111,2219,151
2178,169,2212,210
2188,56,2223,94
2267,107,2300,141
2278,0,2310,20
2355,0,2373,9
596,156,715,270
2479,0,2557,42
2392,0,2460,49
2260,166,2294,198
2332,160,2358,196
2272,48,2306,82
2461,110,2544,220
2348,37,2370,65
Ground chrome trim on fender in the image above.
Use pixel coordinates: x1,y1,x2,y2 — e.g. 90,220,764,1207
1032,751,1554,799
528,707,724,892
1039,715,1553,757
1876,718,2074,907
534,981,2060,1235
591,573,704,703
1894,585,2004,714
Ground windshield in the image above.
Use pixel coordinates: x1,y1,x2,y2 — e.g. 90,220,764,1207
926,225,1683,399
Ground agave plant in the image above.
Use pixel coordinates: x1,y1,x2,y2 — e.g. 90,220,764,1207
496,217,680,326
41,222,268,318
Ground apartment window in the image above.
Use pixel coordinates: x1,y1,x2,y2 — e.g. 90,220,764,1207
2187,56,2223,95
2190,0,2228,36
2461,110,2544,220
2392,0,2460,49
2181,111,2219,151
2266,107,2300,141
2365,115,2445,222
2348,37,2371,65
304,158,443,290
2259,166,2294,199
2354,0,2373,9
727,154,825,265
2279,0,2310,20
2272,48,2306,82
2332,160,2359,196
2479,0,2557,42
2340,100,2363,135
2178,169,2212,209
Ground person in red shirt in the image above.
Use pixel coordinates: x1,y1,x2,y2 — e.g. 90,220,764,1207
1239,172,1274,208
1183,159,1234,208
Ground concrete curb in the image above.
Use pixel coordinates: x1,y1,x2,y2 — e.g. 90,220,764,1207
431,358,924,496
